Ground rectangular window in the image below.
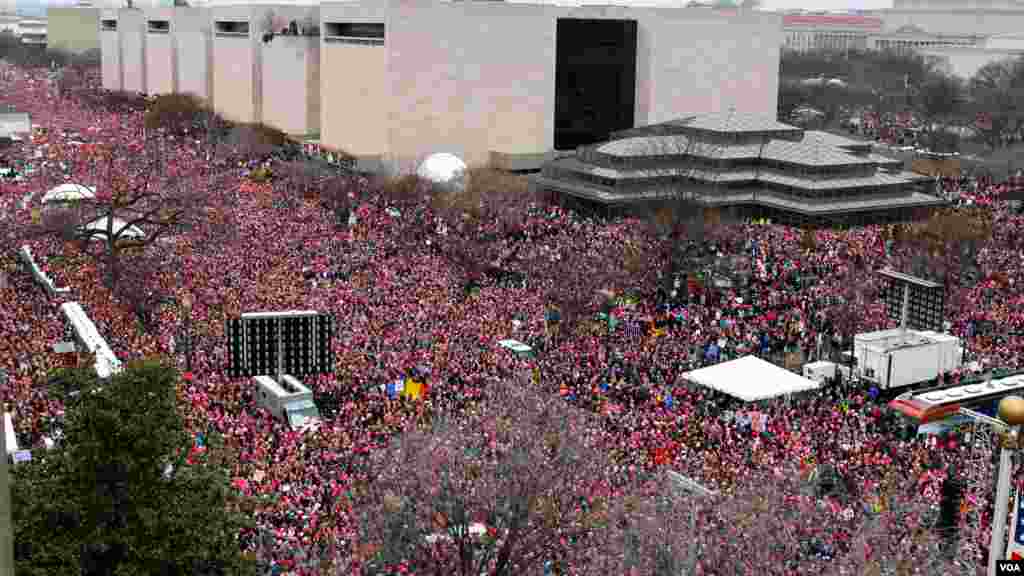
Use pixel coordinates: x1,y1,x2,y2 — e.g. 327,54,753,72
101,19,117,31
147,20,170,34
215,20,250,38
324,22,385,46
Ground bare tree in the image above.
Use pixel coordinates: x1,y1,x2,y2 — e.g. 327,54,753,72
969,57,1024,149
350,376,955,576
16,136,231,288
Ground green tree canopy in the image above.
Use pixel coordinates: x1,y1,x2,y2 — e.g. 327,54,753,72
12,360,258,576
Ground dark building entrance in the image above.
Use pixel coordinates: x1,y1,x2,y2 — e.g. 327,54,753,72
554,18,637,151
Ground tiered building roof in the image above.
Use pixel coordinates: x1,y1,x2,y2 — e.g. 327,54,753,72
531,111,944,218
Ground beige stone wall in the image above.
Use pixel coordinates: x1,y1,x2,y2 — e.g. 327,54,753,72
212,36,257,123
174,8,212,102
100,11,120,92
320,0,781,170
46,7,100,55
385,1,556,168
261,35,319,135
320,41,388,157
144,15,175,95
119,9,146,94
306,31,320,137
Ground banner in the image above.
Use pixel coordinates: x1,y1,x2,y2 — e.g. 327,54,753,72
401,378,423,400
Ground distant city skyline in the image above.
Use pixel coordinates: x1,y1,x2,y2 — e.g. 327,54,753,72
6,0,894,15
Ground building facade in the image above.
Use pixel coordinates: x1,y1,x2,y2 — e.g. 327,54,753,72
15,17,45,45
46,7,100,54
883,1,1024,36
99,9,120,91
118,9,146,93
782,14,882,53
869,24,982,54
259,8,319,137
320,0,781,170
0,14,17,35
172,7,213,102
145,7,176,95
100,5,317,133
921,33,1024,78
209,4,317,126
99,1,781,169
531,112,942,224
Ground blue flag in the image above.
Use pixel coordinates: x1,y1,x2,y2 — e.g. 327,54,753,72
705,344,720,362
665,394,674,409
195,433,205,448
600,381,609,393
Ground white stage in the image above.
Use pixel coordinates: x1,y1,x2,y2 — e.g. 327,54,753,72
682,355,820,402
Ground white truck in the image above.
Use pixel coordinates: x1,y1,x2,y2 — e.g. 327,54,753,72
853,328,961,393
803,361,837,384
253,375,321,431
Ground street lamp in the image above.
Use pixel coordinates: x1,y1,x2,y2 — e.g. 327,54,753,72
180,293,194,373
987,395,1024,576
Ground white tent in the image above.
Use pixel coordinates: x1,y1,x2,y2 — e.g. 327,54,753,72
682,355,820,402
42,183,96,204
82,216,144,240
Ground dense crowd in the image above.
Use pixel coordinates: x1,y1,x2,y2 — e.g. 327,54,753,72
3,65,1024,573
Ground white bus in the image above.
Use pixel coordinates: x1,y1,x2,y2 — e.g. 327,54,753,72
59,302,123,379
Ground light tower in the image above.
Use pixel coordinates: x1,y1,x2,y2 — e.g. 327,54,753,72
987,395,1024,576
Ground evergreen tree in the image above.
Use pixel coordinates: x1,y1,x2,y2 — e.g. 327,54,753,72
12,361,259,576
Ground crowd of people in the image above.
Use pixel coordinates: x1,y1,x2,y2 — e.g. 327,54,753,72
3,65,1024,573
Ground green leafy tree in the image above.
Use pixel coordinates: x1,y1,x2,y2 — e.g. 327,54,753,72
11,361,259,576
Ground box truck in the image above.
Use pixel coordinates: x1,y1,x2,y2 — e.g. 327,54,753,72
253,375,321,431
854,328,961,393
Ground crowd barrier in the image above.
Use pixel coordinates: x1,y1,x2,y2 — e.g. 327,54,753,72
18,245,71,297
59,301,122,379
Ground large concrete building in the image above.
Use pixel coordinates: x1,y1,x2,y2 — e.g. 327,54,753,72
782,14,883,53
99,4,319,134
99,1,781,170
46,7,100,54
883,0,1024,36
14,15,45,44
320,0,781,170
99,9,120,91
531,111,942,224
920,32,1024,78
209,4,318,128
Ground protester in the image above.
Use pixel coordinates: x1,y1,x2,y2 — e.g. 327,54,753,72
2,65,1021,573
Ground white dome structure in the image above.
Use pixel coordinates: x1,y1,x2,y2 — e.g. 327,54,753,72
42,183,96,204
416,153,468,192
82,217,145,240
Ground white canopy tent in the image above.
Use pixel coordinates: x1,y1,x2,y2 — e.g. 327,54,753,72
681,355,820,402
82,217,144,240
41,183,96,204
